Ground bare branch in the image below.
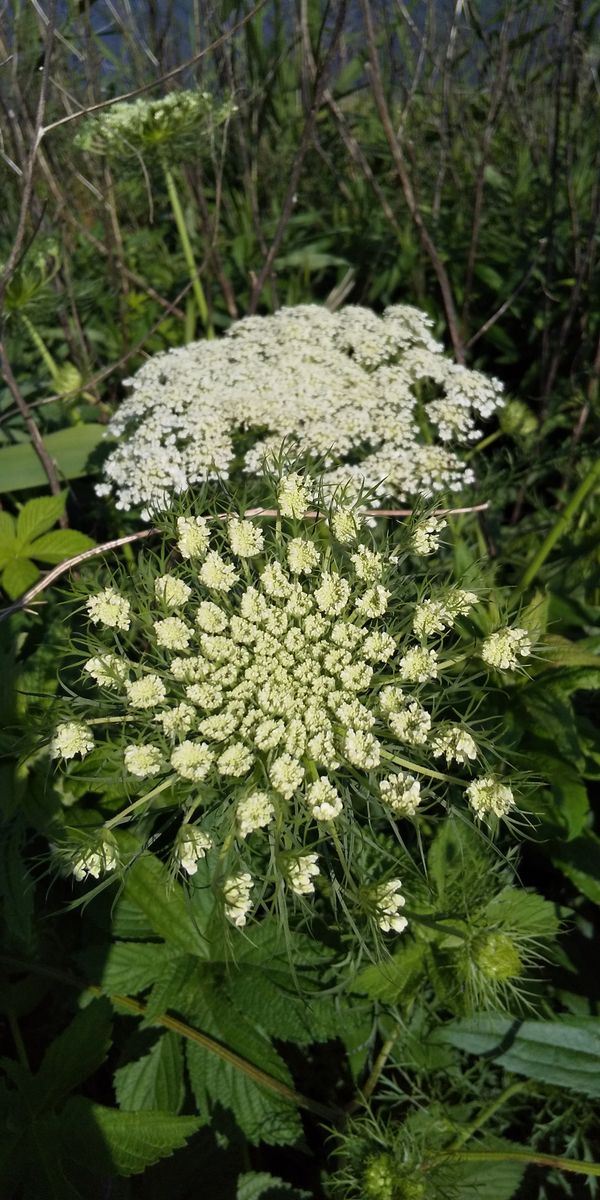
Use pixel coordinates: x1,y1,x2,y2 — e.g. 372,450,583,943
0,339,67,522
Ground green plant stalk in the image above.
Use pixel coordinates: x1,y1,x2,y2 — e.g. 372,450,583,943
465,428,503,460
162,163,213,338
519,456,600,591
19,313,61,384
446,1080,528,1150
439,1149,600,1177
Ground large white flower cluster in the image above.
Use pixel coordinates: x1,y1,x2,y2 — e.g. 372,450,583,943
51,473,524,932
98,304,504,516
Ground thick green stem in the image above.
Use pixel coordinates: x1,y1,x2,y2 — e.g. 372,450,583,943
465,428,503,460
446,1081,528,1150
162,162,213,338
442,1149,600,1177
20,312,61,383
519,456,600,591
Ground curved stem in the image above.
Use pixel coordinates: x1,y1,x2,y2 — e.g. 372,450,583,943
441,1149,600,1177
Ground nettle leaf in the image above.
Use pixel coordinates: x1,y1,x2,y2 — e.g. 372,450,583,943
64,1097,203,1177
352,940,426,1003
482,888,561,938
450,1137,527,1200
0,512,16,540
15,490,67,547
237,1171,312,1200
27,529,95,564
34,998,113,1111
2,556,40,599
122,848,213,957
114,1032,184,1113
186,1041,301,1146
221,965,338,1045
435,1014,600,1096
96,939,178,996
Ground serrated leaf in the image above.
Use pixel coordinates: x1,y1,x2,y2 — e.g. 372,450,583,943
2,556,40,598
0,512,16,539
97,939,177,995
237,1172,312,1200
352,940,426,1003
114,1032,184,1113
434,1014,600,1096
541,635,600,670
64,1097,203,1176
450,1137,527,1200
186,1042,301,1146
27,529,95,564
482,888,560,938
15,491,67,546
34,998,113,1110
122,849,211,957
0,425,106,493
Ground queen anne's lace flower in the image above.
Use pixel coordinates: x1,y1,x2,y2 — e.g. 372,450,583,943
398,646,439,683
72,837,119,883
306,778,343,820
177,516,210,559
412,515,446,555
432,727,478,764
237,791,275,837
124,744,163,777
224,872,254,926
126,675,166,709
380,772,421,816
171,740,213,781
51,721,94,760
287,538,320,575
288,853,320,895
228,518,264,558
481,627,532,671
86,587,131,630
331,507,362,544
374,878,408,934
174,824,213,874
199,551,238,592
83,654,129,688
467,776,515,819
154,575,192,607
97,305,504,517
154,617,193,650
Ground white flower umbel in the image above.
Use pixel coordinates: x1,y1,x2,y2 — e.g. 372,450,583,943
481,627,532,671
50,722,94,761
124,744,163,777
84,653,129,688
306,777,343,820
412,515,446,556
126,675,167,709
97,304,504,517
175,824,213,874
228,517,264,558
432,727,478,765
154,575,192,607
288,853,320,895
224,872,254,926
467,776,515,820
374,878,408,934
380,772,422,816
237,791,275,837
86,587,131,630
176,515,210,559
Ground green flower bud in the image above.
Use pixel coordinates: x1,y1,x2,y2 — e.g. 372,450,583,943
363,1154,395,1200
473,932,523,979
499,399,538,439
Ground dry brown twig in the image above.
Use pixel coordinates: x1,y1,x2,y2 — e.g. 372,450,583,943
0,502,490,623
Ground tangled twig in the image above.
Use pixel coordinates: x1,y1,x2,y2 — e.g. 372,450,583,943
0,502,489,622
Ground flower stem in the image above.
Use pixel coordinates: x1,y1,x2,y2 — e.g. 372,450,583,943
518,456,600,591
19,312,61,383
441,1149,600,1177
162,162,213,339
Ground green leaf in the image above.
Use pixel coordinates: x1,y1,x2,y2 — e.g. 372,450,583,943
482,888,560,938
96,939,178,996
2,556,40,598
0,425,107,493
27,529,95,564
15,491,67,546
122,849,212,957
450,1137,527,1200
435,1014,600,1096
551,832,600,904
237,1172,312,1200
34,999,113,1110
64,1097,203,1177
114,1032,184,1113
0,512,16,540
186,1042,301,1147
352,940,426,1003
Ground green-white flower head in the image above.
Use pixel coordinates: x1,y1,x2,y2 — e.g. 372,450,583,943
49,464,527,934
96,304,504,519
481,626,532,671
70,834,119,883
75,89,235,166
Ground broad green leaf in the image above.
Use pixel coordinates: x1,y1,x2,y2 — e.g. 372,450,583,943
34,998,113,1110
64,1097,202,1176
237,1172,311,1200
352,940,426,1003
122,849,211,957
482,888,560,938
15,491,67,546
541,636,600,670
114,1032,184,1113
0,512,16,539
186,1042,301,1147
96,939,177,995
0,425,107,493
27,529,95,564
2,556,40,598
450,1137,527,1200
435,1014,600,1096
0,536,17,569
